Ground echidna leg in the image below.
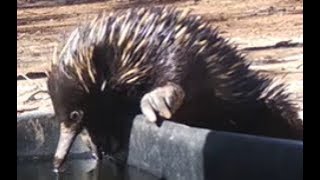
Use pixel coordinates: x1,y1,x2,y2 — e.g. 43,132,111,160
140,82,185,123
79,128,100,160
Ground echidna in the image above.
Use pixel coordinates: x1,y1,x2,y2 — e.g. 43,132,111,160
47,7,303,171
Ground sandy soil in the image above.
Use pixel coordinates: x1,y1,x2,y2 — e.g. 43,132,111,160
17,0,303,118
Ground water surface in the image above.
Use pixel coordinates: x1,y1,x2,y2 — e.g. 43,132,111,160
17,158,160,180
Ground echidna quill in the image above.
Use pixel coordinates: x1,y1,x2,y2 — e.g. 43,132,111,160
47,7,303,171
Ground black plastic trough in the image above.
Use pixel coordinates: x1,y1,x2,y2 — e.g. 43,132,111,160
17,111,303,180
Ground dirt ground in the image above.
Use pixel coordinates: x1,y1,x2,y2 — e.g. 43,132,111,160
17,0,303,119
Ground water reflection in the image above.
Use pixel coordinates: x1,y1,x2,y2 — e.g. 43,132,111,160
17,158,160,180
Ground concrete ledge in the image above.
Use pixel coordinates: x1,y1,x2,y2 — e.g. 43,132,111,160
129,115,303,180
17,112,303,180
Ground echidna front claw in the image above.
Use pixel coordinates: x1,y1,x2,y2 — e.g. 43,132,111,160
79,128,101,160
140,82,185,123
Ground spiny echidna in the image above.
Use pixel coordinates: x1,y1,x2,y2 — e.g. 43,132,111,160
47,7,303,171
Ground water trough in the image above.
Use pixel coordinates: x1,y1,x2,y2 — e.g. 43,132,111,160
17,111,303,180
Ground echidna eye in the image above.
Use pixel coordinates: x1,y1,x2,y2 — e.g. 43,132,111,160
69,110,83,122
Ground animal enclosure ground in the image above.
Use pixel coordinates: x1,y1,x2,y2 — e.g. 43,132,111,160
17,0,303,119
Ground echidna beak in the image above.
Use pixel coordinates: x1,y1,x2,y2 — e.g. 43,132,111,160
53,123,78,172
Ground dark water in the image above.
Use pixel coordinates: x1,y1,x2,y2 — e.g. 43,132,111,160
17,158,161,180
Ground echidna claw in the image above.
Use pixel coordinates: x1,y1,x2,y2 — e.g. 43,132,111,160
91,153,99,160
140,82,185,123
79,128,100,160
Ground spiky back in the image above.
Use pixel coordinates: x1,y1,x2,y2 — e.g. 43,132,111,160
58,8,281,98
53,7,302,136
56,7,212,91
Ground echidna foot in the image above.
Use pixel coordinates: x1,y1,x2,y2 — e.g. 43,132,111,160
79,128,101,160
140,82,185,123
